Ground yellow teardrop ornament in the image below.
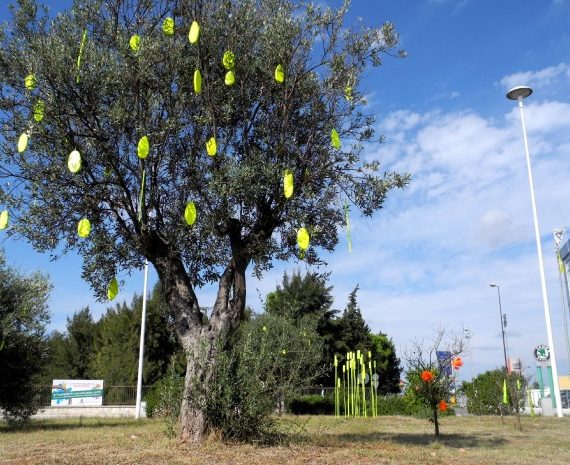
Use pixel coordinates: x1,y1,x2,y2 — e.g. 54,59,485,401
225,70,235,86
33,99,45,122
77,218,91,238
25,74,36,90
222,51,235,70
275,64,285,84
0,210,8,230
107,277,119,301
206,137,217,156
17,133,29,153
194,69,202,94
331,128,341,149
188,21,200,44
137,136,149,159
129,34,141,52
162,17,175,36
297,227,310,251
184,201,197,226
283,169,294,199
68,150,82,173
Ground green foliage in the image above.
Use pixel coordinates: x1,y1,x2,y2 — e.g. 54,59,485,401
462,369,526,416
0,251,51,424
288,394,334,415
370,333,402,395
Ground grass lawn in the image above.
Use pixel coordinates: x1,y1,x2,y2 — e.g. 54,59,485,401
1,415,569,464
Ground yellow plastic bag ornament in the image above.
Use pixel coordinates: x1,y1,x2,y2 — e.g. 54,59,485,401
0,210,8,230
225,71,235,86
194,69,202,94
206,137,217,156
331,128,341,149
129,34,141,52
297,227,310,251
33,99,45,122
184,201,197,226
275,64,285,83
222,51,235,70
283,169,294,199
107,277,119,301
77,218,91,238
25,74,36,90
163,17,175,36
137,136,149,159
344,85,353,101
17,133,29,153
68,150,82,173
188,21,200,44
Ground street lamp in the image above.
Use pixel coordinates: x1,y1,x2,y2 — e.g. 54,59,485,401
506,86,563,417
489,283,509,372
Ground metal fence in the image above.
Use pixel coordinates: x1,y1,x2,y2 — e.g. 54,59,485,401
22,385,154,407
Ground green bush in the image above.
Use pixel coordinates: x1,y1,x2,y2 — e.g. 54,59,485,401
144,364,184,437
288,394,335,415
462,369,526,415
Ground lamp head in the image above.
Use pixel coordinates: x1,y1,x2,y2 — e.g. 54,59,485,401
506,86,533,101
489,283,498,288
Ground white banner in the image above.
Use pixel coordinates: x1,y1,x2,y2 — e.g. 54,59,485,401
51,380,104,406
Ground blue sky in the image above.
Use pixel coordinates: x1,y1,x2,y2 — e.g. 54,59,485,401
2,0,570,382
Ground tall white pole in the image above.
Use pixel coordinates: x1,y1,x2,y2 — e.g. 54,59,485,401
515,96,563,417
135,260,149,419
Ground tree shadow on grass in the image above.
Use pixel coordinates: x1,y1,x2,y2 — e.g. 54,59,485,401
324,431,508,449
0,418,145,433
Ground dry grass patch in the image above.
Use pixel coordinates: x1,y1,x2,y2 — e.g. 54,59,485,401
0,415,569,464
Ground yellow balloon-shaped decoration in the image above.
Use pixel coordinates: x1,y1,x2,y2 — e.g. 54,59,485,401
162,17,175,36
222,51,235,70
194,69,202,94
68,150,82,173
0,210,8,230
129,34,141,52
344,85,353,101
297,227,310,251
206,137,217,156
77,218,91,238
17,132,29,153
25,74,36,90
275,64,285,83
188,21,200,44
184,201,197,226
137,135,149,159
283,169,294,199
225,70,235,86
33,99,45,122
331,128,341,149
107,277,119,301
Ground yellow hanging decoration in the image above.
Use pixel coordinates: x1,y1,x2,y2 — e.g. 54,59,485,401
33,99,45,122
162,17,175,36
225,71,235,86
25,74,36,90
17,132,29,153
107,277,119,301
76,29,88,84
77,218,91,238
275,64,285,83
297,227,310,251
283,169,294,199
67,150,82,173
222,51,235,70
184,201,197,226
0,210,8,230
188,21,200,44
137,136,149,159
129,34,141,52
194,69,202,94
331,128,341,149
206,136,217,156
344,85,353,101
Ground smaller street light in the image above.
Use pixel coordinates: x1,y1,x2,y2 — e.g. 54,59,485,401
490,283,509,372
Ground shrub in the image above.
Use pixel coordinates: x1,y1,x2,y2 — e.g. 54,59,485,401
144,364,184,437
288,394,335,415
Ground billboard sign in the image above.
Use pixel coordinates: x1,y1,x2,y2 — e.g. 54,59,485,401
51,380,104,406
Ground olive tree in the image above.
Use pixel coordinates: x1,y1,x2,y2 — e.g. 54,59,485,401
0,0,408,441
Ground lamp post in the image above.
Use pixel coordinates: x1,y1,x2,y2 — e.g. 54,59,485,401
464,328,474,381
489,283,509,372
506,86,563,417
135,260,149,419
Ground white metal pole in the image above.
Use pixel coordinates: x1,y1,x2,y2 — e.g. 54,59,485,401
135,260,149,419
517,99,563,417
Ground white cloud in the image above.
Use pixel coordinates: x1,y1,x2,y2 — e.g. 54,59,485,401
500,63,570,92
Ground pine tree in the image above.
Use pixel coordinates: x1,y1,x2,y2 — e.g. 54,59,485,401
339,285,370,352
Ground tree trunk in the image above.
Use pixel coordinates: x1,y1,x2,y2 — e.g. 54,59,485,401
433,408,440,437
